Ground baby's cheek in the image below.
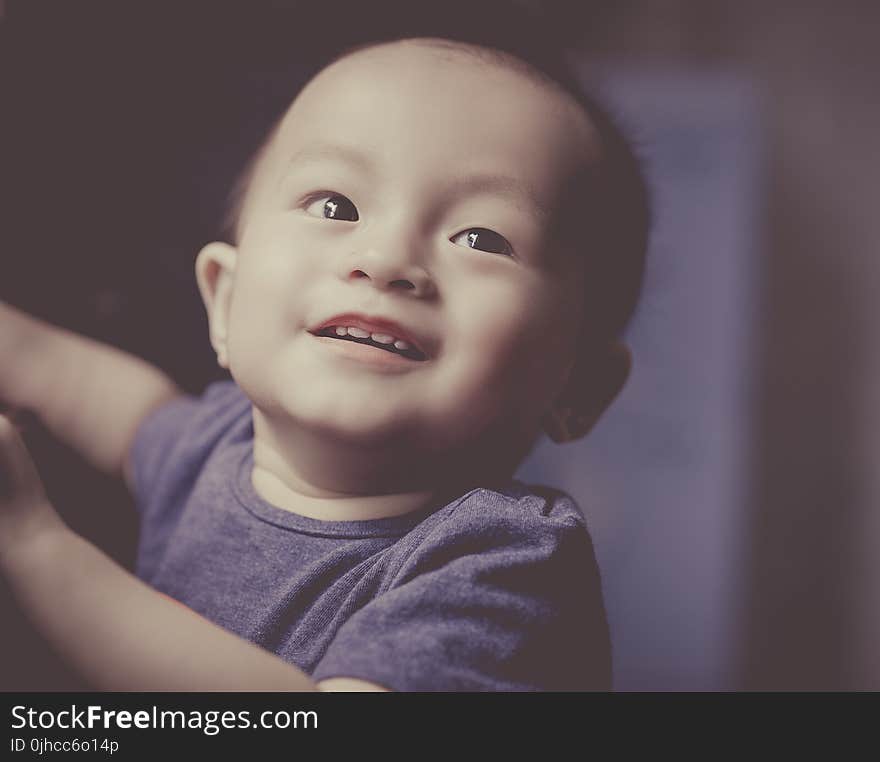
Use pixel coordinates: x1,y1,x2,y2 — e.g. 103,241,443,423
486,293,554,357
453,321,534,417
483,293,573,400
240,253,302,297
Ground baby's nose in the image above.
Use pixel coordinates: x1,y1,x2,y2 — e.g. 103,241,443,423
348,267,433,296
346,246,435,297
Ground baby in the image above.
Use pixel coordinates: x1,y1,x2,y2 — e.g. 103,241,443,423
0,24,648,691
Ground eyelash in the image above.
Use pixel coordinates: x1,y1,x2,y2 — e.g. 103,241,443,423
301,191,514,257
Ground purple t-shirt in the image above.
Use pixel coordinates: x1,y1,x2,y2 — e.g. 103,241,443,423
130,380,610,691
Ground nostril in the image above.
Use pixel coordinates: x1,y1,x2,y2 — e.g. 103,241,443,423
390,279,416,290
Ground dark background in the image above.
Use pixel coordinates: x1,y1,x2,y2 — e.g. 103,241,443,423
1,0,312,688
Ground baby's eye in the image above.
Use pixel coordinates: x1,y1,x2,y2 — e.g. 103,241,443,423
450,227,513,256
304,193,359,221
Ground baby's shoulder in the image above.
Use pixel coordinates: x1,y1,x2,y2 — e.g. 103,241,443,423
389,480,595,588
141,379,251,448
440,480,589,542
130,379,252,510
190,379,251,421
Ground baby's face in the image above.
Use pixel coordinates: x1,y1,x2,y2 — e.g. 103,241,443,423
221,41,600,457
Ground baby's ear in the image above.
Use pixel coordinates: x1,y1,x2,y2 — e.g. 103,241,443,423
543,341,631,444
195,242,237,369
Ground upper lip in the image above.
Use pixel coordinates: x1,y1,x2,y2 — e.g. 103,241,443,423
309,312,430,358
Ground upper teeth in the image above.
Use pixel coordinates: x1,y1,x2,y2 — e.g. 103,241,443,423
333,325,411,350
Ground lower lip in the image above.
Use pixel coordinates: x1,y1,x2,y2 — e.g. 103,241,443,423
310,334,423,370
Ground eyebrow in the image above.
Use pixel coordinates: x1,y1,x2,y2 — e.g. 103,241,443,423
287,142,375,173
285,141,550,222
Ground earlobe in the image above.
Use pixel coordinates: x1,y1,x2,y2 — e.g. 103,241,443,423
195,242,238,369
543,341,632,444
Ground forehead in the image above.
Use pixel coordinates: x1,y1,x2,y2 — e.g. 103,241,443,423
253,41,600,204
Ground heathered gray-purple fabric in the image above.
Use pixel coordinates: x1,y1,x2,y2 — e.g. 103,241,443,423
130,380,610,691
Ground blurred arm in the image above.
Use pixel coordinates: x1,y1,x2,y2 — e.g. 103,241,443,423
4,526,388,691
0,301,181,482
2,524,319,691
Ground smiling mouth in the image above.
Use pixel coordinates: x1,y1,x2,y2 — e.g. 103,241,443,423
311,327,427,361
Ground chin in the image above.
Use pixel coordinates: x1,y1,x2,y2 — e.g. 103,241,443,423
295,406,424,447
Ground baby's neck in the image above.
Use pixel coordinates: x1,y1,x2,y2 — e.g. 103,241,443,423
251,465,443,521
250,407,496,522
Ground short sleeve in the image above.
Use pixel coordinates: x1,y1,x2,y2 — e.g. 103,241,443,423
312,494,611,692
129,379,250,515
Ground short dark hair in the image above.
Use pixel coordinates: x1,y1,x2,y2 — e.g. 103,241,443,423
220,1,650,340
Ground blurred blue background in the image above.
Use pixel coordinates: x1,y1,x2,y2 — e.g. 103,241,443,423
521,68,761,690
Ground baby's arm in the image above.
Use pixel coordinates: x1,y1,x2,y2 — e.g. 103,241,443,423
5,534,318,691
0,417,384,691
0,301,181,482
